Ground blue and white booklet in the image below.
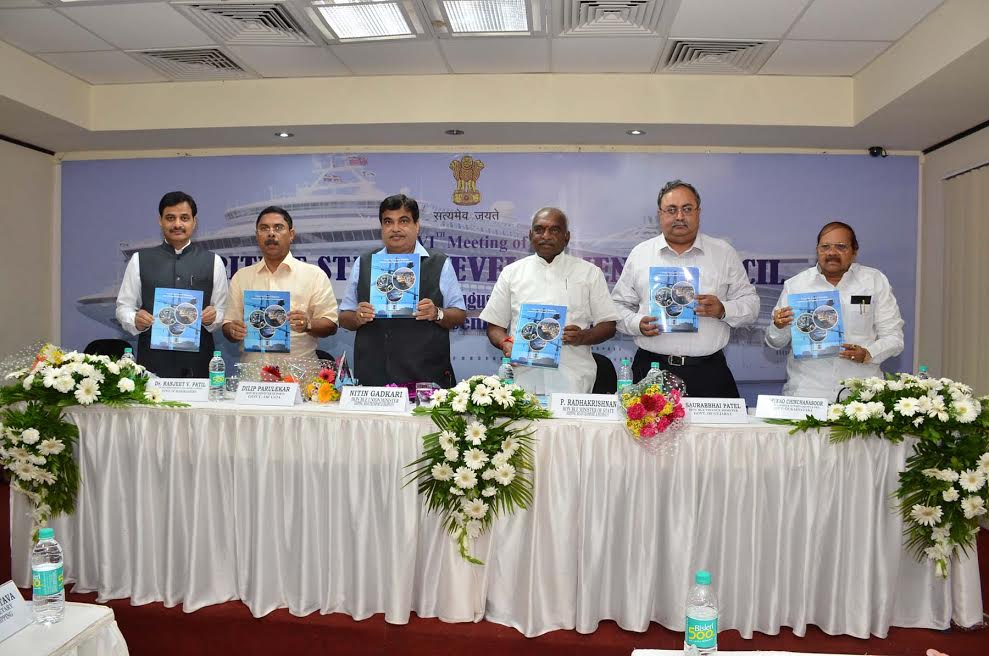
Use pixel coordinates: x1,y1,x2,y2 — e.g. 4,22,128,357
369,252,421,318
788,290,844,359
243,290,291,353
150,287,203,352
648,266,700,332
510,303,567,369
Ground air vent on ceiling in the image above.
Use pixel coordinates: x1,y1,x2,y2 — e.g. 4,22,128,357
660,39,778,74
132,48,252,81
173,2,315,46
560,0,663,36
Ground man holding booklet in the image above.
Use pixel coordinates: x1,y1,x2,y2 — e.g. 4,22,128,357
480,207,619,394
338,194,466,387
115,191,229,378
222,206,338,362
611,180,759,398
765,221,904,400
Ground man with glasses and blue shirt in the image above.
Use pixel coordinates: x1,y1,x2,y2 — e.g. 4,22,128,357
765,221,904,400
338,194,467,387
222,206,339,362
611,180,759,397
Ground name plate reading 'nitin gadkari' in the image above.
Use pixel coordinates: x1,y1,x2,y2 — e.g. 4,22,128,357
550,394,624,421
682,397,749,424
755,395,829,421
338,386,410,413
235,382,302,407
149,378,210,402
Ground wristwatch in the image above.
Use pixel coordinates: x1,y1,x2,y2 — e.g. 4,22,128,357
435,307,445,323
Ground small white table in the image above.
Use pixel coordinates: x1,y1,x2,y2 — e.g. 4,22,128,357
0,603,128,656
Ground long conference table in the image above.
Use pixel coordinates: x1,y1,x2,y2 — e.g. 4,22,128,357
9,402,984,638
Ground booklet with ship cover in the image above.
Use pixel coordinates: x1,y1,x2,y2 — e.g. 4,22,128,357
243,290,291,353
510,303,567,369
370,252,421,318
150,287,203,352
788,290,844,359
648,266,700,332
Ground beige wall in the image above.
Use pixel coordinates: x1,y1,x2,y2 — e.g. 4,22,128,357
919,126,989,377
0,139,56,356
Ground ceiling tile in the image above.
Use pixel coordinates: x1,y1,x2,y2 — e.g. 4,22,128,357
59,2,215,50
439,37,549,73
330,41,448,75
551,37,662,73
37,50,167,83
671,0,810,39
787,0,943,41
0,0,47,7
227,46,349,77
759,39,890,76
0,8,112,52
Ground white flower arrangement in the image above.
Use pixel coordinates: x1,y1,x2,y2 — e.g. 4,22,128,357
408,375,550,563
782,372,989,578
1,343,180,533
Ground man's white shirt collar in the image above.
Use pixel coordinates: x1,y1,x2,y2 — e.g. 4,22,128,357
655,232,705,255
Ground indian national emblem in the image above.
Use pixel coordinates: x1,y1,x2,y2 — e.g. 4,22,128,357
450,155,484,206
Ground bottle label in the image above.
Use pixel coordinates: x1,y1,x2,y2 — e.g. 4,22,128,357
32,565,64,596
686,615,717,650
617,379,632,390
210,371,225,388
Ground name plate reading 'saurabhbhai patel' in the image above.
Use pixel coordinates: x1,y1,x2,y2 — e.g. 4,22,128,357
339,386,409,413
550,394,624,421
235,382,302,407
682,397,749,424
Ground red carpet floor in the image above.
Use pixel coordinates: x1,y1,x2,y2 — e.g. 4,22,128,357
5,481,987,655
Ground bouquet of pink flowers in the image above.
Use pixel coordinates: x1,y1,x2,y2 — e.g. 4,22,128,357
618,368,686,451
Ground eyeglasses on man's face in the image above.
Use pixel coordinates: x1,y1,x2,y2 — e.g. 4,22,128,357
659,205,697,218
817,242,851,254
257,224,288,234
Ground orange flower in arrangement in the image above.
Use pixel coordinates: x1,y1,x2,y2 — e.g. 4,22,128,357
282,375,297,383
317,381,339,403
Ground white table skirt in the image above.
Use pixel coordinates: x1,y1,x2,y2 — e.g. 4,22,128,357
0,602,129,656
9,403,982,639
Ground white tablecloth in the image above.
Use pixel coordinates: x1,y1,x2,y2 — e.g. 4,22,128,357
0,602,128,656
9,403,983,639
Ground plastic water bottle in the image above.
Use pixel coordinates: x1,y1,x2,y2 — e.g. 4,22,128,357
120,347,135,363
917,364,930,379
497,357,514,385
617,357,633,390
208,350,225,401
685,570,718,655
32,527,65,625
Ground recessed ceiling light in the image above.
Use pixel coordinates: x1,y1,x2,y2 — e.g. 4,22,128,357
445,129,465,136
314,2,413,40
442,0,529,34
626,129,646,136
276,132,294,138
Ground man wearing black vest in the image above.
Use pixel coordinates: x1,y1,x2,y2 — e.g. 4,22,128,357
338,194,466,387
115,191,229,377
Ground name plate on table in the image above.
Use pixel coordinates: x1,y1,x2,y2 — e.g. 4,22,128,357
338,386,409,413
755,395,828,421
149,378,209,402
235,382,302,407
683,398,748,424
550,394,623,421
0,581,32,642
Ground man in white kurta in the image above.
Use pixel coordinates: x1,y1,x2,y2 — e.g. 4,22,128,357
480,208,620,394
765,221,904,400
